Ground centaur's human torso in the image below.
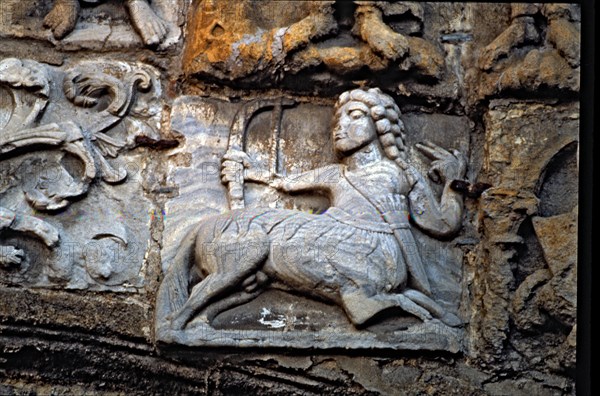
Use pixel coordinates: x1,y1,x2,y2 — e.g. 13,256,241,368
209,159,414,303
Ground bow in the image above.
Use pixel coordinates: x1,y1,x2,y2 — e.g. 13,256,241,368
225,98,295,210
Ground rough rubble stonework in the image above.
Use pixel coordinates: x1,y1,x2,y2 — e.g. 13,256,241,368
0,1,584,394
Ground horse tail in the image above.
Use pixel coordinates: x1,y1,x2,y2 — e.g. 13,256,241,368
155,223,203,326
155,213,235,330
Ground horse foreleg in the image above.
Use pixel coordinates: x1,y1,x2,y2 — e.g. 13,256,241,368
383,293,432,322
341,285,396,327
363,290,462,327
402,289,462,327
341,286,433,327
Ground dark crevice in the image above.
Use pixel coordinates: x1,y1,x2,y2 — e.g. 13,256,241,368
536,141,579,217
514,217,547,285
333,0,356,31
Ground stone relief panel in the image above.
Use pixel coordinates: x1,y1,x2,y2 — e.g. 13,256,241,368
155,88,474,351
1,0,184,50
0,57,164,290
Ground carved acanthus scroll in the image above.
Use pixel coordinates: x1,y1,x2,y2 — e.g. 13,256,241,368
0,58,164,289
62,61,162,184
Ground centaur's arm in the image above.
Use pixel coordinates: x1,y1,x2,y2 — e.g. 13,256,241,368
408,176,464,238
405,142,466,239
273,164,341,194
227,151,340,195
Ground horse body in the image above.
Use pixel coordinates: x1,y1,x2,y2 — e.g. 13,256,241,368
171,211,431,328
195,206,404,302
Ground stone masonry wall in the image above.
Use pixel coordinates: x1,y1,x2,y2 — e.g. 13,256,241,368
0,2,585,395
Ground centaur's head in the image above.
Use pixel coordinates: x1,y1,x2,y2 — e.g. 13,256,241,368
333,88,407,163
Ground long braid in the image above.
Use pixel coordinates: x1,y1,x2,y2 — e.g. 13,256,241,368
335,88,407,167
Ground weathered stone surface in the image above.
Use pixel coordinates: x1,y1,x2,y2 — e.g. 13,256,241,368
510,208,577,373
182,1,474,102
469,3,580,103
531,210,577,325
0,287,153,339
464,95,579,372
1,0,185,50
466,188,539,362
482,100,579,190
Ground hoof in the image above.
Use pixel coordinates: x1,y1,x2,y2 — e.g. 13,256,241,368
441,312,463,327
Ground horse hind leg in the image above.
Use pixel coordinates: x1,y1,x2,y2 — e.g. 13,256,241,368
189,271,269,326
383,293,433,323
195,288,263,326
169,230,269,330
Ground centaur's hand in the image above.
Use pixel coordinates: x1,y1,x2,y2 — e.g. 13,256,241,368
222,150,273,185
269,175,287,191
415,141,466,184
220,149,250,184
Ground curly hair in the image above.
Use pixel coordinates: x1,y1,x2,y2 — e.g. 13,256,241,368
335,87,407,164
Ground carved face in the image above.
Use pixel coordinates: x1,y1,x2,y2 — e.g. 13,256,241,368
333,100,377,155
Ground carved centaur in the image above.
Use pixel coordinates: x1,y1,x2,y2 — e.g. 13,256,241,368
157,88,466,331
